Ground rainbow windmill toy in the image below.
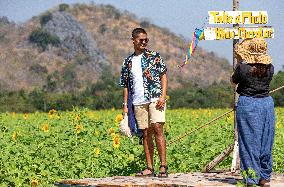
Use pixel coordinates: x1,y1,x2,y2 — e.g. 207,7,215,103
180,28,204,68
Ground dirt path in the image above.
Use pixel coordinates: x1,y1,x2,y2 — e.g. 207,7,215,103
55,172,284,186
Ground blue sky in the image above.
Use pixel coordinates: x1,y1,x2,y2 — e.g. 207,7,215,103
0,0,283,72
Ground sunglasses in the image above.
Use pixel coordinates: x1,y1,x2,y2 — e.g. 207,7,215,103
137,38,149,43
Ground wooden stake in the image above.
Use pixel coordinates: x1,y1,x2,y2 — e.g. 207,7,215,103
202,143,235,172
231,0,240,173
202,0,241,173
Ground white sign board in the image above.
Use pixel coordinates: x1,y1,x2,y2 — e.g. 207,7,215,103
204,27,274,40
208,11,268,24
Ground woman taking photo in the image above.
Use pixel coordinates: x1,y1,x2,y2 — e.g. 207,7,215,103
231,38,275,187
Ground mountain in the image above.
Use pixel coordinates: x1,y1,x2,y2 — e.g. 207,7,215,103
0,3,231,92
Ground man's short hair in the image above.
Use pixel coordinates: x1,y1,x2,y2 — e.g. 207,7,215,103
132,28,147,39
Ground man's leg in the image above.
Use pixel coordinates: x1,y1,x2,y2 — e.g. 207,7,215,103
141,126,155,174
153,122,167,175
149,101,167,176
134,103,154,176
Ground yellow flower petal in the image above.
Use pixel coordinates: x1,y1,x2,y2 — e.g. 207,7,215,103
115,114,123,122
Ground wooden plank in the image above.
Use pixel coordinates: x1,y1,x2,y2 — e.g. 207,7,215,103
202,144,234,172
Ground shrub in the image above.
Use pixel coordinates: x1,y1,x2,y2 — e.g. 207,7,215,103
140,20,151,28
59,3,70,11
29,64,48,74
271,70,284,106
29,28,60,50
40,12,52,25
0,16,9,26
45,72,60,92
75,54,89,65
105,4,121,19
112,27,119,35
0,33,5,42
99,24,107,34
62,66,80,91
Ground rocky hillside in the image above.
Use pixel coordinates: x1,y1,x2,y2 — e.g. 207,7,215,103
0,3,231,92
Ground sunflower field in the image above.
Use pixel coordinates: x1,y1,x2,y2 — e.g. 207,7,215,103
0,107,283,186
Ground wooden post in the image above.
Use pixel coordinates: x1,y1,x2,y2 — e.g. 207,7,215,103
202,143,234,172
231,0,240,173
203,2,241,172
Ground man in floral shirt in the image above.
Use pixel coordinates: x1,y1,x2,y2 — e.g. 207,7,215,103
120,28,168,177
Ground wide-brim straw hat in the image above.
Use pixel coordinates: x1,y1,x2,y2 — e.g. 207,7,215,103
235,38,272,64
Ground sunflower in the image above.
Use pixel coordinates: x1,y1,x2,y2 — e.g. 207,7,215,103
113,135,120,148
109,127,115,134
48,109,57,118
75,124,84,134
115,114,123,123
111,132,116,137
31,178,39,187
208,111,212,117
95,148,100,156
12,132,17,141
41,123,49,133
48,109,56,115
276,122,282,129
75,115,81,121
23,113,28,119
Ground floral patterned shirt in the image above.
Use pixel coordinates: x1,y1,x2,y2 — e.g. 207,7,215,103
119,49,167,100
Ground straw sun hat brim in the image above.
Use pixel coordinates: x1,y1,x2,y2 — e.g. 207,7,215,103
235,38,272,65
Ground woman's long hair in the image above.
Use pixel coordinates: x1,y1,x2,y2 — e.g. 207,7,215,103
249,63,271,78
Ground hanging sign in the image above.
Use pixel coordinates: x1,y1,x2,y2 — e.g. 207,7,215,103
204,11,274,40
204,27,274,40
208,11,268,24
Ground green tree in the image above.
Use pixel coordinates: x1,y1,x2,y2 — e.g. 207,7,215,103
271,70,284,106
29,89,46,111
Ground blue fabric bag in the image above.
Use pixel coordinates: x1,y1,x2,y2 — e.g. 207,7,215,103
127,80,142,139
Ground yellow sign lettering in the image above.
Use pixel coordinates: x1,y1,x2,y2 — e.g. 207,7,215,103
204,27,274,40
208,11,269,24
210,12,219,23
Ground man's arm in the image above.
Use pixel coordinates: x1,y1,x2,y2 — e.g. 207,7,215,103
119,58,129,114
123,87,128,114
156,72,167,109
161,72,167,99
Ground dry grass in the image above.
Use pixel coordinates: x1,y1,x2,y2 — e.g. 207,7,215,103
0,3,231,91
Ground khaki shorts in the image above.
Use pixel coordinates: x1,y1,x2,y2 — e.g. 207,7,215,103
134,100,166,129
